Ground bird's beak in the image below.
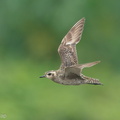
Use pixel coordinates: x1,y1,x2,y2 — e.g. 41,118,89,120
39,75,46,78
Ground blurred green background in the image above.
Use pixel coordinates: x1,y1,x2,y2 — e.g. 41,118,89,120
0,0,120,120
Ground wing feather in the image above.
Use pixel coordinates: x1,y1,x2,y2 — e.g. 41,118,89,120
58,18,85,69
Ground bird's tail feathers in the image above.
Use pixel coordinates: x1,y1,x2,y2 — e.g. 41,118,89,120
81,74,103,85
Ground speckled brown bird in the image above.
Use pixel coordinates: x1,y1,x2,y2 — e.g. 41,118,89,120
40,18,102,85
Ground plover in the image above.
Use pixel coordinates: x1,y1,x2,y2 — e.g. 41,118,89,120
40,18,102,85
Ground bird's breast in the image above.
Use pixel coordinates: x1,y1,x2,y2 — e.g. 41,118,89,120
53,77,83,85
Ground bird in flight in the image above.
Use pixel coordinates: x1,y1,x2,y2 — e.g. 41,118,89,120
40,18,102,85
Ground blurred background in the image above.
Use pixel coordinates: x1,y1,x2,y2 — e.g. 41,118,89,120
0,0,120,120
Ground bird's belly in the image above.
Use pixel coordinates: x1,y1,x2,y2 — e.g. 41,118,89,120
54,78,84,85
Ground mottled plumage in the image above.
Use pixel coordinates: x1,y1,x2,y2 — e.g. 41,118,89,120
40,18,103,85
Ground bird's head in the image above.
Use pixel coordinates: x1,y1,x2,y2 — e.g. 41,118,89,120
39,70,57,80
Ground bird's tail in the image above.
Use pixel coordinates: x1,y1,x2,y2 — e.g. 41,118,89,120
81,74,103,85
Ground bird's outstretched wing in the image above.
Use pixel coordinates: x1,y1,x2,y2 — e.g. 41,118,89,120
64,61,100,78
58,18,85,70
64,61,101,85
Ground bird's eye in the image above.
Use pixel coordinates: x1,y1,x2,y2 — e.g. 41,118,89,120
48,73,52,76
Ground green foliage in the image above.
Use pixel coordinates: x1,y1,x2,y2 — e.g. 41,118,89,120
0,0,120,120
